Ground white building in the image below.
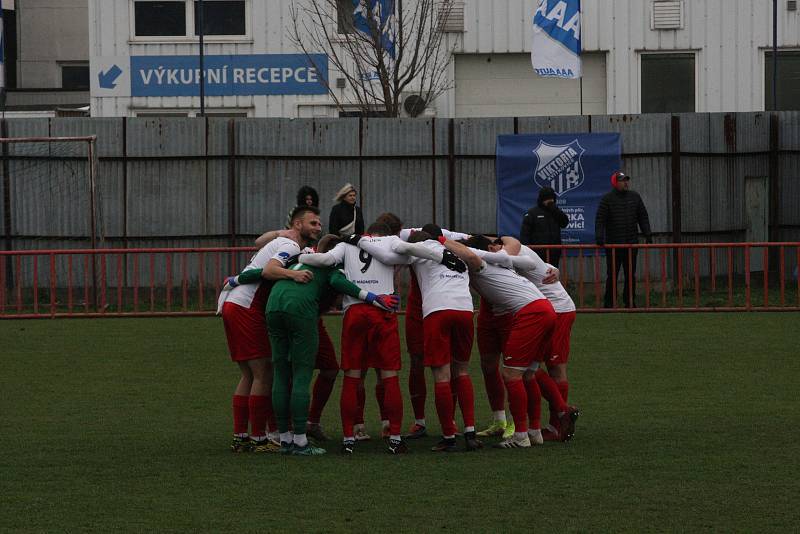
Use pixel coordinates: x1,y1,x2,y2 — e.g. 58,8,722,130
88,0,800,118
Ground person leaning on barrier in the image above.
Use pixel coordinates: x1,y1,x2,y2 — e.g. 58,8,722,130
594,171,652,308
519,186,569,266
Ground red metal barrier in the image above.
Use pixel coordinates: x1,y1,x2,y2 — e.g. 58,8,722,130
1,243,799,319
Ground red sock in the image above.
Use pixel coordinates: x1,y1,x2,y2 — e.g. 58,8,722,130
375,380,387,422
248,395,268,438
454,375,476,429
550,380,569,430
482,367,506,412
408,363,427,420
232,395,249,435
340,376,360,439
308,373,336,424
535,368,568,413
381,375,403,436
525,378,542,430
355,378,366,425
558,380,569,403
434,381,457,437
506,379,529,433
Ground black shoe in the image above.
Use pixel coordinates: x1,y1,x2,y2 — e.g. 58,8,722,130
430,437,458,453
388,438,409,454
464,431,483,451
404,423,427,439
341,440,355,455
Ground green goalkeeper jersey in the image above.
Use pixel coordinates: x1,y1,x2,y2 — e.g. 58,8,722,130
255,263,362,319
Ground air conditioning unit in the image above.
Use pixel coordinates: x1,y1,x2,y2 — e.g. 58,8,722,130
400,93,429,118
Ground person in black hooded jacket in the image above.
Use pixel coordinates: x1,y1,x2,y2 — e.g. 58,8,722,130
519,186,569,266
595,171,652,308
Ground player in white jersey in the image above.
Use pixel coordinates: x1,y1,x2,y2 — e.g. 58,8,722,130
216,206,318,453
490,237,579,441
439,235,578,447
358,225,482,452
300,221,425,454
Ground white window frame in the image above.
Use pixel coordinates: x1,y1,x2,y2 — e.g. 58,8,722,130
637,49,699,114
129,0,252,43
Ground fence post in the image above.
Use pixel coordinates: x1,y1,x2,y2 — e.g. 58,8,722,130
1,120,12,292
227,119,237,247
448,118,455,230
769,113,780,271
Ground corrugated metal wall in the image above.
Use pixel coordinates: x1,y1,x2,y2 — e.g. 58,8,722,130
2,112,798,284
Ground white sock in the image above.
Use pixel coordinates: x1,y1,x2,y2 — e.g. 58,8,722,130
268,431,280,441
382,419,390,428
415,419,426,426
528,428,542,436
464,426,475,433
443,434,456,440
354,423,364,431
390,434,401,442
280,432,293,444
234,432,248,438
493,410,507,422
514,431,528,440
293,433,308,447
251,435,267,442
343,437,355,444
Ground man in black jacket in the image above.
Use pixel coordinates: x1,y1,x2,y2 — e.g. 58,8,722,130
595,171,652,308
519,186,569,266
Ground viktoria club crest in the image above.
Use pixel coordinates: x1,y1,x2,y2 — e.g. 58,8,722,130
532,140,586,196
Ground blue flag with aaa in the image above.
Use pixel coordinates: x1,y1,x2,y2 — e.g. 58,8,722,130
496,133,621,246
353,0,396,59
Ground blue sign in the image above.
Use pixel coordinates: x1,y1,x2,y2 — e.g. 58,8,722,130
130,54,328,97
353,0,396,58
496,133,621,246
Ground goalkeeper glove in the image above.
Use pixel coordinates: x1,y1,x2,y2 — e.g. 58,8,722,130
365,292,400,312
441,249,467,273
222,276,240,291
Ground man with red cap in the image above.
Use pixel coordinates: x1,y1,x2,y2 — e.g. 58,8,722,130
595,171,652,308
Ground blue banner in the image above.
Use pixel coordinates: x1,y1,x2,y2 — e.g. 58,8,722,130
130,54,328,97
496,133,621,245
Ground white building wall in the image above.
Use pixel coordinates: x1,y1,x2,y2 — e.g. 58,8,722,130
449,0,800,115
89,0,800,117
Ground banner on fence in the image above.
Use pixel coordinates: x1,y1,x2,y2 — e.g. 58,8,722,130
496,133,621,245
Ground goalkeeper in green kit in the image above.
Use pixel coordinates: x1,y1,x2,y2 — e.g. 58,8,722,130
228,232,400,456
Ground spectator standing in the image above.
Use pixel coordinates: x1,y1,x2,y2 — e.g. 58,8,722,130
519,186,569,266
328,183,364,237
595,171,652,308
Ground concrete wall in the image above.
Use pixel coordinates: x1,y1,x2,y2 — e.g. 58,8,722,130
17,0,89,88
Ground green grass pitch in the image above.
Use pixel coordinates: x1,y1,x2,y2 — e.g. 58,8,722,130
1,313,799,532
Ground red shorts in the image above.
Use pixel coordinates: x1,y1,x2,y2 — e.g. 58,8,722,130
315,318,339,370
502,299,556,369
341,304,401,370
405,272,424,356
546,311,576,367
476,300,512,356
222,301,271,362
423,310,474,368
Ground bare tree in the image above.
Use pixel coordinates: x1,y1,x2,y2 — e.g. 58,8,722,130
288,0,457,117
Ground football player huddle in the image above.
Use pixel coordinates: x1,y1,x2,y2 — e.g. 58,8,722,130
217,203,579,456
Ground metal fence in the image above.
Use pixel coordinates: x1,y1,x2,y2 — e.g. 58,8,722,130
1,243,798,319
1,112,799,276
